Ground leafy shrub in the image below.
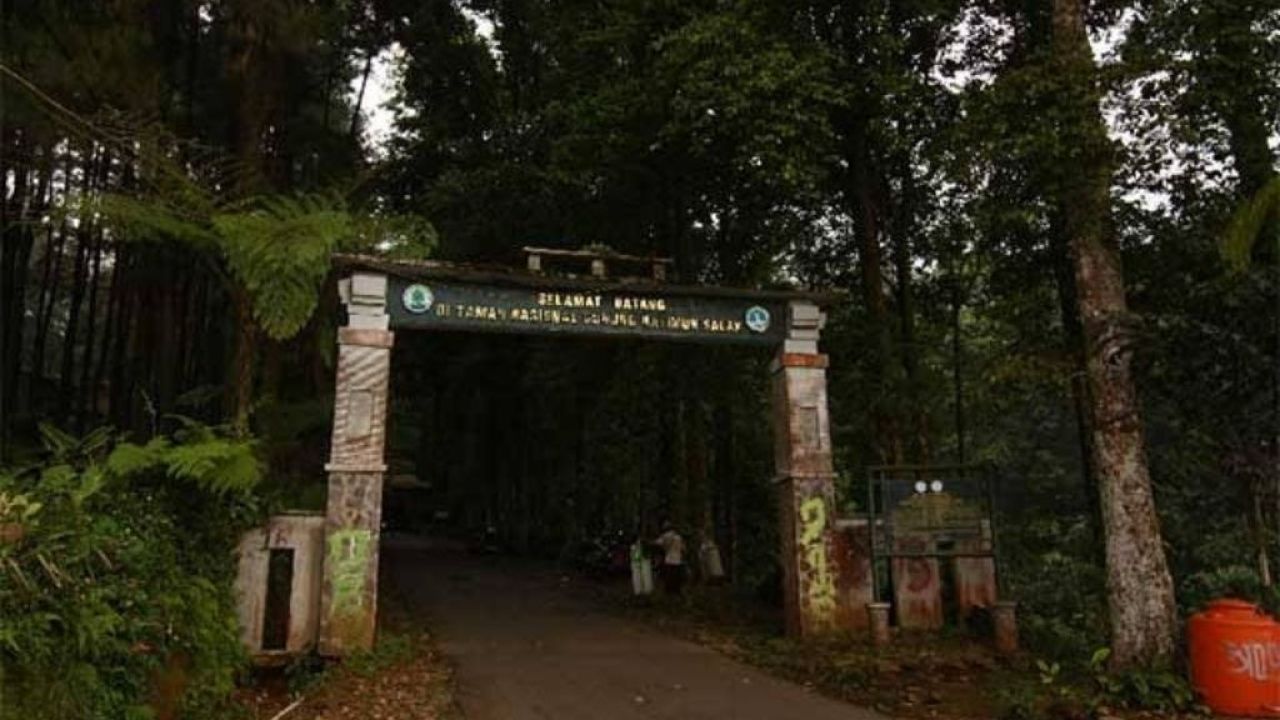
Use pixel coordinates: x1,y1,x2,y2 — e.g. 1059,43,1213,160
1088,649,1197,713
0,422,264,719
1181,564,1280,616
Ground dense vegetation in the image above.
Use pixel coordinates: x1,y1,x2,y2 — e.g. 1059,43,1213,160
1,0,1278,714
0,422,261,719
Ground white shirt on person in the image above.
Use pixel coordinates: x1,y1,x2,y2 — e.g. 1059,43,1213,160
657,530,684,566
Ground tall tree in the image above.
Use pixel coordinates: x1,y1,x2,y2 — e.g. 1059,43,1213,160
1049,0,1178,667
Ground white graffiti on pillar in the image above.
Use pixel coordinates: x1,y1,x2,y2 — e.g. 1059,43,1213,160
1225,641,1280,681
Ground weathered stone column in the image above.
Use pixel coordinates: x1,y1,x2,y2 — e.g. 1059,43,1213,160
771,301,838,637
319,273,394,656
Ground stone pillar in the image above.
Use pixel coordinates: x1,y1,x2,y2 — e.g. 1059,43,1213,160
319,273,394,656
772,301,838,637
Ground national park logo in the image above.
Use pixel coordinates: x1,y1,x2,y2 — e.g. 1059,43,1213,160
744,305,771,333
402,283,434,314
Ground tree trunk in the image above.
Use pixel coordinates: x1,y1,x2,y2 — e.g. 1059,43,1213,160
32,221,66,394
946,231,967,463
1051,210,1104,556
90,236,119,424
107,249,134,427
349,51,375,141
892,168,929,463
848,117,898,463
60,145,99,420
1051,0,1178,668
76,213,106,430
230,287,256,435
0,128,33,458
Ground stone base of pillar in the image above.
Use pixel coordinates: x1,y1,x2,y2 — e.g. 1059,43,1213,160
777,474,838,637
318,470,385,656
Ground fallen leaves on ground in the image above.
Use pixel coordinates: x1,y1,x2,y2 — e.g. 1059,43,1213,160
236,599,457,720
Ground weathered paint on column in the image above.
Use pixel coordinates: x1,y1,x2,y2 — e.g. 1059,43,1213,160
891,532,944,630
994,601,1019,655
320,273,393,656
771,301,838,637
954,520,998,621
832,518,875,631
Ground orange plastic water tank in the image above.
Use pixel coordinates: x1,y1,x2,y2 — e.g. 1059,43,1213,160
1189,599,1280,717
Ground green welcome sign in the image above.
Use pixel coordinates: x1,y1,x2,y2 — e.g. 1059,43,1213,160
388,276,789,345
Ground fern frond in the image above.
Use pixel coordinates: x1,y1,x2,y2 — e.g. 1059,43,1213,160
1222,176,1280,272
94,193,219,250
162,435,261,495
105,438,171,478
37,424,79,459
213,193,354,340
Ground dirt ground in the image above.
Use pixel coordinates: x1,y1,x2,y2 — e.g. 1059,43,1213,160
382,536,886,720
235,564,458,720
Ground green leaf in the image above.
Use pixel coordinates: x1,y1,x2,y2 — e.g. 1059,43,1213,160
1221,175,1280,272
213,193,354,340
106,438,170,478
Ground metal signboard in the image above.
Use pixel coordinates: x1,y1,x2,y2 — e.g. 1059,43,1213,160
386,276,789,345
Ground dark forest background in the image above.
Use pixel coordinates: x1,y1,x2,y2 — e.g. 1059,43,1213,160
2,0,1279,690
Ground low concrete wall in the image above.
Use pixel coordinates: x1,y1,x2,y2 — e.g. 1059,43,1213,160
831,518,874,631
235,513,325,661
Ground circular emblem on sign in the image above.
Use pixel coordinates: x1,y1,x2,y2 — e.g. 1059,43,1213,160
402,283,434,314
744,305,771,333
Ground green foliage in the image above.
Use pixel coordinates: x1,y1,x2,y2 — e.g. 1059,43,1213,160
1181,564,1280,617
1088,649,1198,714
214,194,353,339
0,424,264,719
997,650,1198,719
100,185,357,342
344,632,415,678
1222,175,1280,271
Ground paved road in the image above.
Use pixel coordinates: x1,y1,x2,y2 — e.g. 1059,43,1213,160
383,538,883,720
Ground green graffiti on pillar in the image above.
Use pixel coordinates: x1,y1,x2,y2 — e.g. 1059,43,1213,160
798,496,837,627
328,528,373,616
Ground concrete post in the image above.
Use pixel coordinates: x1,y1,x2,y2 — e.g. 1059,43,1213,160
771,301,838,637
319,273,394,656
832,517,874,631
994,601,1019,656
868,602,892,647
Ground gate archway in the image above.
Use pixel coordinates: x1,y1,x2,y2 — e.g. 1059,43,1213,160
319,252,840,655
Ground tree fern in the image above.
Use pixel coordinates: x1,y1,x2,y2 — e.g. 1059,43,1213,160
104,437,170,477
1221,175,1280,271
213,192,353,339
162,437,261,495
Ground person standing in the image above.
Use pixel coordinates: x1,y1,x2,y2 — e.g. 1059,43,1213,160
655,523,685,596
630,536,654,596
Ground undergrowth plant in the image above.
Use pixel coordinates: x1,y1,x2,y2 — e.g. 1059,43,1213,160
0,421,264,719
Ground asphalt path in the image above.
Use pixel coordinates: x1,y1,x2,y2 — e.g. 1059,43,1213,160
383,537,885,720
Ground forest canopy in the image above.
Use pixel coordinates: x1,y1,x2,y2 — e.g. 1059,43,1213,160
1,0,1278,703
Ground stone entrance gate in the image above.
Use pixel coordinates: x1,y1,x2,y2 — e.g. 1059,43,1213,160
320,252,841,654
